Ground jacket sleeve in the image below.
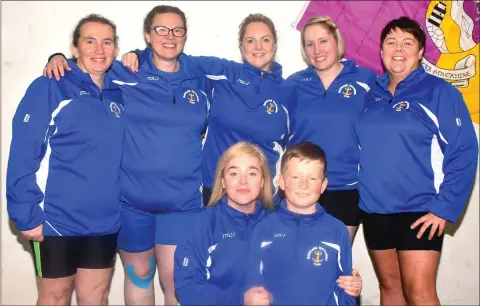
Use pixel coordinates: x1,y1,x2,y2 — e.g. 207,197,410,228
174,216,240,305
188,56,237,80
334,227,356,305
427,83,478,222
243,225,265,292
6,77,58,231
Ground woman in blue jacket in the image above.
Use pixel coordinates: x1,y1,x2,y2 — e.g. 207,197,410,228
355,17,478,305
287,15,377,242
7,14,124,305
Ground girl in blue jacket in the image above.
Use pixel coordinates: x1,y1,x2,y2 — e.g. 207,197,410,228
287,15,377,242
174,141,273,305
244,142,361,305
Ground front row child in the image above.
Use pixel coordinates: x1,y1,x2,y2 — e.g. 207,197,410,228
174,142,362,305
244,142,358,305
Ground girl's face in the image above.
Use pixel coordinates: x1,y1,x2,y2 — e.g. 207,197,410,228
222,155,264,212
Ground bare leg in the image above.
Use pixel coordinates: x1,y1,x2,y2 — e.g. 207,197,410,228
36,275,75,306
369,249,407,305
75,268,114,305
119,248,156,305
155,244,177,305
398,250,441,305
346,225,359,243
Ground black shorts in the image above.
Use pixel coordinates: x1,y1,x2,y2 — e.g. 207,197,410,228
203,186,212,206
30,234,118,278
362,211,444,251
319,189,361,226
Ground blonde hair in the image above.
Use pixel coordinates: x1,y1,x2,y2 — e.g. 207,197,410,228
300,15,345,65
208,142,273,210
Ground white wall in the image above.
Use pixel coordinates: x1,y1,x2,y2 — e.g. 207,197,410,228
1,1,479,305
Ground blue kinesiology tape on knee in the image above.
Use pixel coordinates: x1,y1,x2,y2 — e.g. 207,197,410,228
125,257,156,289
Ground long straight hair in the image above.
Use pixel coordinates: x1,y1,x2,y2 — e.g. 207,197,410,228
208,141,273,210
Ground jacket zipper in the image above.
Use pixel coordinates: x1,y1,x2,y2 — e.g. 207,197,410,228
294,214,300,261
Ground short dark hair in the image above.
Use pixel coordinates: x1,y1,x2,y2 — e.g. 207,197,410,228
380,16,426,50
72,14,118,47
281,142,327,177
143,5,187,47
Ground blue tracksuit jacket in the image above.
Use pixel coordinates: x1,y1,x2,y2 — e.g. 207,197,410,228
109,49,210,213
190,56,297,192
7,60,125,236
355,65,478,222
174,196,270,305
287,60,377,190
244,201,355,305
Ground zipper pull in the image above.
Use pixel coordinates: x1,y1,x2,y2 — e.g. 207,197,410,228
100,90,103,101
245,214,250,224
260,72,264,80
172,91,176,104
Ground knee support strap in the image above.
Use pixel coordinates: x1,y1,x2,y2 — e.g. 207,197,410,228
125,256,156,289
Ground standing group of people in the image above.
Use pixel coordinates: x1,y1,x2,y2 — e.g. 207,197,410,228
6,3,478,306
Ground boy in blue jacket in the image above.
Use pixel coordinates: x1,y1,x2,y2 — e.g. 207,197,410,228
244,142,358,305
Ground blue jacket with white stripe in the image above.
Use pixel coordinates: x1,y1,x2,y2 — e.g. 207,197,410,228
109,49,210,213
287,60,377,190
244,201,354,305
190,56,297,191
355,65,478,222
174,196,270,305
7,59,125,236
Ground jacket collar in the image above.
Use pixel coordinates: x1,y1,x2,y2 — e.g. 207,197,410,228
66,59,117,93
243,60,283,83
218,196,265,225
376,64,427,95
278,199,325,225
139,48,199,80
302,59,358,90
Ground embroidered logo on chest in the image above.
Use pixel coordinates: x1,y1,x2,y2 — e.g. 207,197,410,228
263,99,278,114
392,101,410,112
307,246,329,266
183,90,199,104
110,102,122,118
338,84,357,98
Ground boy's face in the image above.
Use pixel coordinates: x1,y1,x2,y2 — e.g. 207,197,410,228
279,157,328,213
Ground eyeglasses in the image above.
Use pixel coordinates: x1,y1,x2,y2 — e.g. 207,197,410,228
151,26,187,37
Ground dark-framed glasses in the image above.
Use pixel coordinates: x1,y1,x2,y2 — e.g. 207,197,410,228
151,26,187,37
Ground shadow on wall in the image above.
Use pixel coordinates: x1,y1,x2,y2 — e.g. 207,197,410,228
445,174,478,236
9,220,32,254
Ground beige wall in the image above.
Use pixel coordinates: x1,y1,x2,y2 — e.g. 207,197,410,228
2,1,479,304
